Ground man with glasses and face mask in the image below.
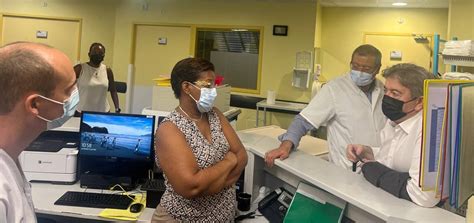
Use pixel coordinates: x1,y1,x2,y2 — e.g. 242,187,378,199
74,42,120,115
0,42,78,222
265,44,386,171
347,63,439,207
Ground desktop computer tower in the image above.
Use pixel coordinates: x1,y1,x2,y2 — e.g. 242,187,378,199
145,188,164,208
80,174,133,191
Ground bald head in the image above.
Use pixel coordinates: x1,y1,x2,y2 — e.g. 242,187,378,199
0,42,74,114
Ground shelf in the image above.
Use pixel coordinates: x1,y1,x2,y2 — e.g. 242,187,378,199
442,55,474,67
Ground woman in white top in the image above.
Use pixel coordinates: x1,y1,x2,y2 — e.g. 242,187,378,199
74,43,120,114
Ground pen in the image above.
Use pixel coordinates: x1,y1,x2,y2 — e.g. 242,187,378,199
352,153,365,172
352,161,358,172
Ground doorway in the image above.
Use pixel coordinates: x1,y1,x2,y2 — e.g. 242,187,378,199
364,32,435,79
1,14,81,62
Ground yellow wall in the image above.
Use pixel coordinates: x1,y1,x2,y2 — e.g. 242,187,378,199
0,0,117,65
320,7,449,81
0,1,456,131
448,0,474,40
1,15,81,62
314,2,323,49
0,0,317,130
112,0,316,102
111,0,317,130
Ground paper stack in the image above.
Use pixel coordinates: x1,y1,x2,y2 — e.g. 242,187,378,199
420,80,474,210
466,196,473,222
153,76,171,86
99,193,145,221
442,72,474,80
443,40,474,57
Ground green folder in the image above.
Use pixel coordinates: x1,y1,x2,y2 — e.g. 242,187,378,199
284,182,346,223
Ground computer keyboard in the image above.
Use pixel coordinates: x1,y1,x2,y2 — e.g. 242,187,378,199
141,179,166,191
54,191,135,210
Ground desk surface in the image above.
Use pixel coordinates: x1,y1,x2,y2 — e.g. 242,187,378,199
256,100,307,112
32,182,154,222
240,125,328,156
238,127,464,223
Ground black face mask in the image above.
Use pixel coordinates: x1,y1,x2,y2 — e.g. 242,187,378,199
382,95,417,121
90,54,104,65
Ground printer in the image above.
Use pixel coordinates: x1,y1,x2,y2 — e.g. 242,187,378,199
19,117,80,184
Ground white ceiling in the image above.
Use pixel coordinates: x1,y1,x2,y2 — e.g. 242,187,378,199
319,0,449,8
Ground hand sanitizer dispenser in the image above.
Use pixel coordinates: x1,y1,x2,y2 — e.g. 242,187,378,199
292,51,313,89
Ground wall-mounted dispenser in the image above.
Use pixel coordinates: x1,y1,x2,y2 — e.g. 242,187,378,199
292,51,313,89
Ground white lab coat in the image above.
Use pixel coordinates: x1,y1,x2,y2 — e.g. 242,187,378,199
300,74,386,170
0,149,36,223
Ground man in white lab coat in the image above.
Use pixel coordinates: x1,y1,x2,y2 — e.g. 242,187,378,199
265,44,386,170
0,42,78,222
347,63,439,207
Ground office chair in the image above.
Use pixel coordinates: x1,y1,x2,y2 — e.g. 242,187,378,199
114,81,127,93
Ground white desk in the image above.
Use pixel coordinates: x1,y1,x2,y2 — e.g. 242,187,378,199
32,182,154,222
239,127,465,223
240,126,328,156
255,100,307,127
223,107,242,122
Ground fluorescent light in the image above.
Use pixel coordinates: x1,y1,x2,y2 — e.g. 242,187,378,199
392,2,408,6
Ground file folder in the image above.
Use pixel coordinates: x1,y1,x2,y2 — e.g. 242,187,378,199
284,182,346,223
421,80,474,208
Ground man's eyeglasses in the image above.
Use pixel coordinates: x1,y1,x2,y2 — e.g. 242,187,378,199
193,80,215,88
351,62,377,73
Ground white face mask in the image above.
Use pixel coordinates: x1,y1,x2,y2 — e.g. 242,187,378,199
350,69,374,87
36,89,80,130
188,84,217,113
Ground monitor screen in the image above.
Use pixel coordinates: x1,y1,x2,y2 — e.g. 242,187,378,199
78,111,155,187
141,108,169,130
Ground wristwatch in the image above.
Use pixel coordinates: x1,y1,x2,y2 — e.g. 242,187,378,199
115,108,121,113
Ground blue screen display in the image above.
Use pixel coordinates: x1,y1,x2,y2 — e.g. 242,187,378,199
79,112,155,160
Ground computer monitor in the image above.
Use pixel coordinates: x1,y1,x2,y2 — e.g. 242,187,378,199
78,111,155,189
141,108,169,130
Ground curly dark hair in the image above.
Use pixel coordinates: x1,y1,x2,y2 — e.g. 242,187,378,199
170,58,215,98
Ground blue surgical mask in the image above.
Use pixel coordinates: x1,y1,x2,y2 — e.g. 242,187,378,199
189,84,217,113
37,89,80,130
350,69,374,87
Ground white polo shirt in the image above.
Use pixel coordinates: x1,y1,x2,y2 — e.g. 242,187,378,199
0,149,36,223
300,74,386,170
376,111,439,207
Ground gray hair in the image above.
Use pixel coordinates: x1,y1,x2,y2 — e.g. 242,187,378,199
382,63,435,98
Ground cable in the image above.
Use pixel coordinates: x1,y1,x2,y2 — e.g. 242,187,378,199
148,169,154,180
109,184,136,201
109,184,145,205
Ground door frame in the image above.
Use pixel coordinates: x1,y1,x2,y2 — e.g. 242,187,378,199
0,13,82,61
363,32,434,71
129,22,264,94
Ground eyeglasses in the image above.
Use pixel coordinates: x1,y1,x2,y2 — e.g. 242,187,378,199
193,80,215,88
351,62,376,73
